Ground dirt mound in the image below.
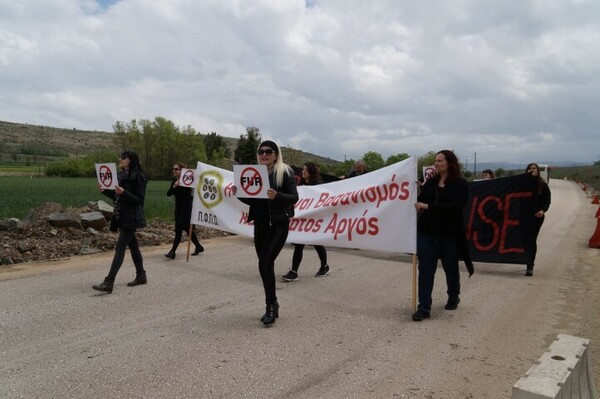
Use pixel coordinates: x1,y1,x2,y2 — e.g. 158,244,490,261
0,202,230,264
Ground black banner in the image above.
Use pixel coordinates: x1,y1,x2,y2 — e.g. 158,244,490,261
465,174,538,264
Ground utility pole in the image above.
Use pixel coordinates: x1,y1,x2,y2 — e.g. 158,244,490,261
473,152,477,177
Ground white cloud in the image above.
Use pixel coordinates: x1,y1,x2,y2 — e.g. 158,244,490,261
1,0,599,164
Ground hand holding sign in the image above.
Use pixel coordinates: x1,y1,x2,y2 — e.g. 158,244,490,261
233,165,270,199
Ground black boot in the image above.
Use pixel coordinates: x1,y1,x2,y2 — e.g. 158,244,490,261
127,272,147,287
164,250,176,259
92,278,114,294
192,245,204,256
261,302,279,325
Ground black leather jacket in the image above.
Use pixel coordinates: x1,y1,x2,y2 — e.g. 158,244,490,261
239,168,298,226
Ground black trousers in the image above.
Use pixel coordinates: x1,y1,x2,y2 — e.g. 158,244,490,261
170,225,201,252
528,216,545,268
106,227,144,281
292,244,327,272
254,222,289,305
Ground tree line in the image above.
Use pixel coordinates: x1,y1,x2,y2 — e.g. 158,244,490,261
45,115,475,179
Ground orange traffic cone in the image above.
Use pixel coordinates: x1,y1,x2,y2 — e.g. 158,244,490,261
590,218,600,248
592,194,599,205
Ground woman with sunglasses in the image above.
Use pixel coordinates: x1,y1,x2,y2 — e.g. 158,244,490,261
233,140,298,326
93,151,148,294
524,163,551,276
164,162,204,259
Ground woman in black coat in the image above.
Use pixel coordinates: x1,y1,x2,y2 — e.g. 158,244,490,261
234,140,298,326
93,151,147,294
413,150,471,321
164,162,203,259
524,163,551,276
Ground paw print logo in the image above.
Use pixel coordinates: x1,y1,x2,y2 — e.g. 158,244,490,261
197,170,223,209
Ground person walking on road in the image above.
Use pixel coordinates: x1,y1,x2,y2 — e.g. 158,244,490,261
524,162,551,276
282,162,329,281
413,150,472,321
93,151,148,294
164,162,204,260
233,140,298,326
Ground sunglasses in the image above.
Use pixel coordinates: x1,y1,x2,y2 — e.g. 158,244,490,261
172,168,180,171
257,149,274,156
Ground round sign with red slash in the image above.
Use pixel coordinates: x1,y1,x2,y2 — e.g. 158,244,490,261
240,167,263,196
181,169,195,187
99,165,113,188
423,166,436,181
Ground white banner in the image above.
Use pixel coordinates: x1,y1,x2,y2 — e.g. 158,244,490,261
191,157,417,253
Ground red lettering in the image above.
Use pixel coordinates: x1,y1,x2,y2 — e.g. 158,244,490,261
498,192,532,254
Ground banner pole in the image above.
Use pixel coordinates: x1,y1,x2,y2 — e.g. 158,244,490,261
412,253,417,313
186,224,193,262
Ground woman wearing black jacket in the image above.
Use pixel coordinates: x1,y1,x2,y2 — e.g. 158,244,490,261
524,163,551,276
93,151,148,294
413,150,470,321
164,162,203,259
282,162,329,281
234,140,298,326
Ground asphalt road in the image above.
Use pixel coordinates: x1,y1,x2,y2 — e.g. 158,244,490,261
1,179,599,398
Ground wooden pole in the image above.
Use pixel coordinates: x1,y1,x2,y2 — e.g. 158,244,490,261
186,224,193,262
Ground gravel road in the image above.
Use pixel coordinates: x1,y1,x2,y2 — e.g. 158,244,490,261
1,179,598,398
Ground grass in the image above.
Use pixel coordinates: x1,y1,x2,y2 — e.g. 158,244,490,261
0,176,174,221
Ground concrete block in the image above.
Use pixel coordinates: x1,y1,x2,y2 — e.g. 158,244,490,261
512,334,598,399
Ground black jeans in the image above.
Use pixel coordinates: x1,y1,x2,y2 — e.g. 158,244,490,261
170,226,202,252
416,231,460,312
292,244,327,272
106,227,145,281
254,222,289,305
528,216,545,268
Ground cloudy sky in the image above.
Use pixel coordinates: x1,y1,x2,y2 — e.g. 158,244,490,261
1,0,599,164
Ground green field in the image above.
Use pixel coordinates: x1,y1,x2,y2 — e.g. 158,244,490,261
0,176,174,221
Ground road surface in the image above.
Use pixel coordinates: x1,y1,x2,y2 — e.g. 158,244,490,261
1,179,599,398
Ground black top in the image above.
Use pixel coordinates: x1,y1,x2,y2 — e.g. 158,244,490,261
417,175,469,238
103,169,147,230
167,180,194,229
239,169,299,227
534,181,551,214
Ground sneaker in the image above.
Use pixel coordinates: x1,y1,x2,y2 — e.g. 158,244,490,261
315,265,330,277
411,309,430,321
282,270,299,282
445,297,460,310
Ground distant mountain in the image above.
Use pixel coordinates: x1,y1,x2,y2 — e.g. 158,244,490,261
471,161,591,172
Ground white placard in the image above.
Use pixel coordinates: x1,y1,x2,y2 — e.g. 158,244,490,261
233,164,269,199
95,163,118,190
178,168,197,188
422,165,436,182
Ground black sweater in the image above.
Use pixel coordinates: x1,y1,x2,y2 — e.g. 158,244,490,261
417,176,469,238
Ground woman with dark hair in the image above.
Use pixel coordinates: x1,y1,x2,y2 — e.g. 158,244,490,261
93,151,148,294
282,162,329,281
164,162,204,259
412,150,471,321
524,163,551,276
233,140,298,326
481,169,495,180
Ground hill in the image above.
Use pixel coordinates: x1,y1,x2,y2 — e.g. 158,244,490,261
0,120,341,168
